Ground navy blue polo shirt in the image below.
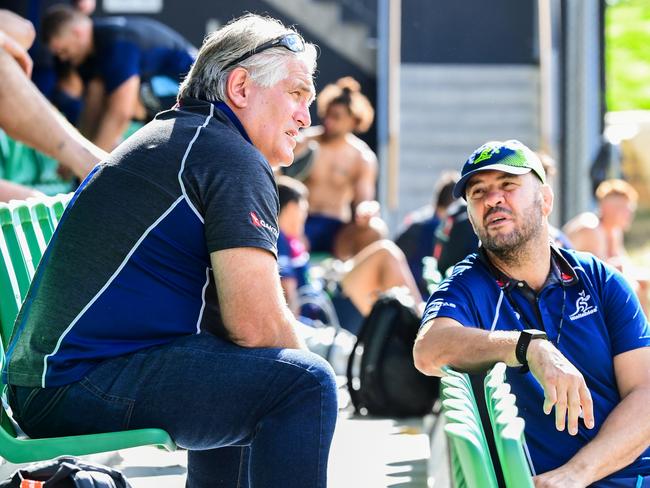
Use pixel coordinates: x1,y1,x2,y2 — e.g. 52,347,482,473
423,246,650,480
79,17,196,94
5,99,279,388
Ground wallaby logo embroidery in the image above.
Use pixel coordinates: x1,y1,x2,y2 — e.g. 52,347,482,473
569,290,598,321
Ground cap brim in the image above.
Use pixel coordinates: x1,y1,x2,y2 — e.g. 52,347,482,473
453,164,532,199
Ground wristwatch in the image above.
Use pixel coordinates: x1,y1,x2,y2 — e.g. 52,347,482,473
515,329,547,373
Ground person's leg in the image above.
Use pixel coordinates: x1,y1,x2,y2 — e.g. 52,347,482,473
11,333,338,488
187,447,250,488
341,239,424,316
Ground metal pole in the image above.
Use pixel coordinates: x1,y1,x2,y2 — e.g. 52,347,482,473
388,0,401,213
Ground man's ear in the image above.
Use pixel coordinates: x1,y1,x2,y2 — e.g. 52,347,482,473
226,68,251,109
541,183,554,216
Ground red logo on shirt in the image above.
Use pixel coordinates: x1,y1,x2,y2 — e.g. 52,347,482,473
250,211,279,237
250,211,262,227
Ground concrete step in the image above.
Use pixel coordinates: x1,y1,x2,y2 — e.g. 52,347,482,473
393,63,541,224
262,0,376,74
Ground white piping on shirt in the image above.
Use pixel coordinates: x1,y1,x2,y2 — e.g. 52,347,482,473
41,195,185,387
490,289,504,331
178,104,214,225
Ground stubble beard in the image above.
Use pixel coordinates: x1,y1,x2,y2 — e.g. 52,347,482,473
477,195,544,267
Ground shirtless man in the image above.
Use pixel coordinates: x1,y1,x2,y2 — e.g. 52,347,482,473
296,77,381,257
563,178,649,314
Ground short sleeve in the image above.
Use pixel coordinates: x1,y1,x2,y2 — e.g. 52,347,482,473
601,263,650,355
421,276,479,329
99,40,141,93
183,134,279,257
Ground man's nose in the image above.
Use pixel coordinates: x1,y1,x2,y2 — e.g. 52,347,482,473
296,103,311,128
485,188,504,207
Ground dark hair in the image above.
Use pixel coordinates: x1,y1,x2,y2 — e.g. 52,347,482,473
277,176,308,212
434,171,460,209
316,77,374,133
41,4,83,45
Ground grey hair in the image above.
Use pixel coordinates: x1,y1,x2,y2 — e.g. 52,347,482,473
178,14,317,102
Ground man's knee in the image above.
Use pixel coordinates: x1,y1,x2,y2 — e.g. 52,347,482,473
371,239,408,264
281,349,338,409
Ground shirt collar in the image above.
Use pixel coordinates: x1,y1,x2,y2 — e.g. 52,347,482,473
478,244,578,291
176,97,252,144
211,101,252,144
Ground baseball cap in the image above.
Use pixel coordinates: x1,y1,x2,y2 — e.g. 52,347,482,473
453,139,546,199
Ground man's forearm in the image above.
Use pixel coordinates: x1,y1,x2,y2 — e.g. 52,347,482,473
0,50,105,178
414,322,520,376
0,179,42,202
557,387,650,485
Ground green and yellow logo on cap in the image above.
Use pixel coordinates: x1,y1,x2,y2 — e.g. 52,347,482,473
472,147,500,165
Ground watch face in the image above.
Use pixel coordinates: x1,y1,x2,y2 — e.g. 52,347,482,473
524,329,547,340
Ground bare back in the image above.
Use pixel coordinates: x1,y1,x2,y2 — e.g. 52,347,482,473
303,128,377,222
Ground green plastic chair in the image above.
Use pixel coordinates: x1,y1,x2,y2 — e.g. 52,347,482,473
0,198,176,464
441,367,498,488
46,195,69,224
0,205,33,297
484,363,535,487
29,201,56,244
0,230,21,341
444,423,498,488
11,203,47,265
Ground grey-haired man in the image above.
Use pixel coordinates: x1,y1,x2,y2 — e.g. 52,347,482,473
414,140,650,487
4,14,337,488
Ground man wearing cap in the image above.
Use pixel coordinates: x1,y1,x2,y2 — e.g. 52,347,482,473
414,140,650,486
4,14,337,488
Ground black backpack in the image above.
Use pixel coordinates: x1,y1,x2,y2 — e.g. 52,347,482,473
0,457,131,488
346,290,439,417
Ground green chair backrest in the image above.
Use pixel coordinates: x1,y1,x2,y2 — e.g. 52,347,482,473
0,226,21,350
441,367,498,488
444,423,498,488
30,202,55,244
0,206,33,297
484,363,535,488
0,196,177,464
11,203,46,268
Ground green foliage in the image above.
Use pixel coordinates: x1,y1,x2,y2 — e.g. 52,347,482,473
606,0,650,110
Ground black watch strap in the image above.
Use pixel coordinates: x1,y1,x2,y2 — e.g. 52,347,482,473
515,329,547,372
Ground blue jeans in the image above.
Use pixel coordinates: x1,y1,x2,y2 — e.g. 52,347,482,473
8,333,338,488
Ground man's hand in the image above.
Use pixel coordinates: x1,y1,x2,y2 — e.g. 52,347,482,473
527,339,595,435
533,466,588,488
354,200,380,226
0,30,33,77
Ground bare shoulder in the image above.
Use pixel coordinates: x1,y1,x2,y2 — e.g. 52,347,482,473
345,134,377,164
562,212,600,235
563,212,606,257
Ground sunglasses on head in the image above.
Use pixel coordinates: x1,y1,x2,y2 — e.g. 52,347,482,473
222,33,305,71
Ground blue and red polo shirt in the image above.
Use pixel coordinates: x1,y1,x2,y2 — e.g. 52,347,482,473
423,246,650,480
